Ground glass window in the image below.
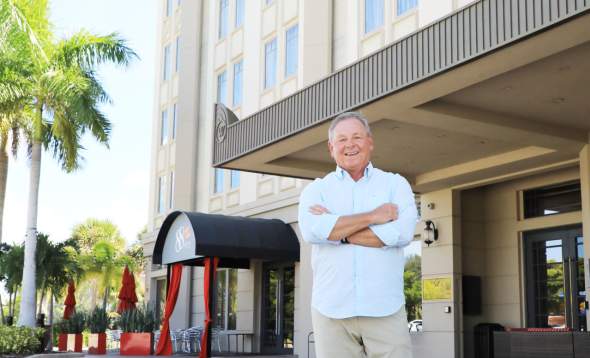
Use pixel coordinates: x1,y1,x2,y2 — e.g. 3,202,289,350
169,171,174,209
523,181,582,219
235,0,244,28
155,279,167,323
285,25,298,77
364,0,384,33
171,104,177,140
160,109,168,145
396,0,418,16
215,268,237,330
230,170,240,189
214,168,224,193
157,175,166,214
219,0,229,39
217,71,227,105
166,0,173,17
265,0,273,5
175,36,181,72
404,242,422,327
233,61,243,107
163,44,171,80
264,38,277,89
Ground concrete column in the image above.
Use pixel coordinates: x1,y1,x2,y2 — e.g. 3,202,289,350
580,143,590,329
415,189,462,358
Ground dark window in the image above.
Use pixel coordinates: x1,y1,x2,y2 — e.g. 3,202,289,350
523,181,581,219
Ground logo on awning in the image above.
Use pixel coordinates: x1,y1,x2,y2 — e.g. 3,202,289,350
175,225,191,253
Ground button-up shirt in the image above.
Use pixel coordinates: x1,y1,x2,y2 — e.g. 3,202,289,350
298,163,418,319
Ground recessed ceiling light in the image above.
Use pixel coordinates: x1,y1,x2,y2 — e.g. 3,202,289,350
551,97,566,104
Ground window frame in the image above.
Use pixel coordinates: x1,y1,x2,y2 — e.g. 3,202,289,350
232,60,243,107
217,70,228,105
157,175,167,214
215,268,237,330
214,168,224,194
264,38,277,89
171,103,177,140
160,109,169,145
364,0,384,34
285,24,299,78
230,170,240,189
219,0,229,39
395,0,418,17
163,44,171,81
169,171,175,209
235,0,245,28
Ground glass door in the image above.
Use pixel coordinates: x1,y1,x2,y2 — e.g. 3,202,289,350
261,262,295,354
525,225,585,330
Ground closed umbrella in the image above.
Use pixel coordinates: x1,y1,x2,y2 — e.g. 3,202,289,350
63,280,76,319
117,265,138,314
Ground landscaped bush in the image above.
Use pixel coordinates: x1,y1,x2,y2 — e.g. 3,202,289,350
0,326,45,355
66,311,86,334
88,307,109,333
116,306,157,333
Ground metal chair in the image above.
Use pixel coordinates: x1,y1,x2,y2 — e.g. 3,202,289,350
182,327,202,353
210,327,223,352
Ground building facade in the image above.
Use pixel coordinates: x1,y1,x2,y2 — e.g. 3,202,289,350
143,0,590,357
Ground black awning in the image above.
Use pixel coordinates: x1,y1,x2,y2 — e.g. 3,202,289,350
152,211,300,268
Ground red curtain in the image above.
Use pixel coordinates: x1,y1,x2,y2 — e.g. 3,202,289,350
199,257,219,358
155,263,184,355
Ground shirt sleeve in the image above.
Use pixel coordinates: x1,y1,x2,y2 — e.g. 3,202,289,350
369,174,418,248
298,180,341,245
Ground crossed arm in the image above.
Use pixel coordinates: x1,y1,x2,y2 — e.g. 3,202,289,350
308,204,398,248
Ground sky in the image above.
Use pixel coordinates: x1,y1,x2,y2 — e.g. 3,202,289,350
2,0,157,245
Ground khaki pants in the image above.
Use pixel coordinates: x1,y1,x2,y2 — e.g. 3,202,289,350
311,307,412,358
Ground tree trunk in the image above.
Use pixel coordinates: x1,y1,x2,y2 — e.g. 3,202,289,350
0,148,8,244
0,292,5,324
37,287,46,315
18,141,42,327
102,286,110,311
48,290,54,351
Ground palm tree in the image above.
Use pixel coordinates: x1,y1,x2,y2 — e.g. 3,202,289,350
0,243,24,322
3,3,137,325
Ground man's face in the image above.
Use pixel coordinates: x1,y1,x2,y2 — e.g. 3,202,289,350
328,118,374,174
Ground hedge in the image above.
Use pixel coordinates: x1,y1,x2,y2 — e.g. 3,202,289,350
0,326,45,355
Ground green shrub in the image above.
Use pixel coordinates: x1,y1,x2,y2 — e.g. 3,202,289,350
116,306,157,333
66,311,86,334
88,307,109,333
0,326,45,355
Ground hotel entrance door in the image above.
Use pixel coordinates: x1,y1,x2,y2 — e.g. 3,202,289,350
525,225,586,330
261,262,295,354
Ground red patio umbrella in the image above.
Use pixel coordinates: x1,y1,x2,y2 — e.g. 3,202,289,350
117,265,138,314
63,280,76,319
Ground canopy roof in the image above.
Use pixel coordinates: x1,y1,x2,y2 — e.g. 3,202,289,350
152,211,300,268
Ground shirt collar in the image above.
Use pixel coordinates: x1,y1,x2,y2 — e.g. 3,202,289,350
336,162,374,180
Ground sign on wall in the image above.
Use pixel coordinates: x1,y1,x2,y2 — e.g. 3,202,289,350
423,277,452,301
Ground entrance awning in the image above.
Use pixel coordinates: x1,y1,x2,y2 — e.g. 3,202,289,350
152,211,300,268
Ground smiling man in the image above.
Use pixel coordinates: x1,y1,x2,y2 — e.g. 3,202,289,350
298,112,418,358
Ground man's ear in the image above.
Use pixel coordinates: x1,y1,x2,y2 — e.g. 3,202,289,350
328,141,335,159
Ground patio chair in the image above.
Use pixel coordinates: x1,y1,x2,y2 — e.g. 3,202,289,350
182,327,202,353
210,327,223,352
107,329,121,350
170,329,185,353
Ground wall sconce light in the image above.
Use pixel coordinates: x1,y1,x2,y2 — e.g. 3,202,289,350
424,220,439,246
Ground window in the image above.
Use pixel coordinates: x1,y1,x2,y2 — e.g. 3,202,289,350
364,0,384,33
264,38,277,89
396,0,417,16
155,279,167,323
523,181,582,219
171,104,177,140
230,170,240,189
217,71,227,105
265,0,273,5
235,0,244,28
215,268,237,330
157,175,166,214
166,0,173,17
160,109,168,145
232,61,243,107
219,0,229,39
175,36,181,72
285,25,298,77
214,168,224,193
163,44,171,80
169,171,174,209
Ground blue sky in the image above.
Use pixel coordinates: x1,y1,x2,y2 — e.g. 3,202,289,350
2,0,157,245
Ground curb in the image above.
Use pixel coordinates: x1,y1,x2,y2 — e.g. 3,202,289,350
27,353,85,358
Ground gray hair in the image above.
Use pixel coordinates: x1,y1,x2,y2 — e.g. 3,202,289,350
328,111,372,143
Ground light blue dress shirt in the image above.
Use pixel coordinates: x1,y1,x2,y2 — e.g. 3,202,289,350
298,163,418,319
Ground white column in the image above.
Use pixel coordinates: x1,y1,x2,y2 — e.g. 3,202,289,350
579,143,590,329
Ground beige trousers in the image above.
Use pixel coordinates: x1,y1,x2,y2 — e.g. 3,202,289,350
311,307,413,358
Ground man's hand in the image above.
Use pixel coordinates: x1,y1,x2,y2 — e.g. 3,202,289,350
371,203,398,225
309,205,330,215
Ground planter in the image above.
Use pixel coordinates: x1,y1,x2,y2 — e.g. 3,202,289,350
67,333,83,352
120,332,153,355
88,332,107,354
58,333,68,351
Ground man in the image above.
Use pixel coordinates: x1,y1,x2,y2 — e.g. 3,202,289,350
298,111,418,358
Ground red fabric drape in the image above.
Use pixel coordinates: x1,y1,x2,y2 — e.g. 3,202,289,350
117,265,138,314
155,263,184,355
63,280,76,319
199,257,219,358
